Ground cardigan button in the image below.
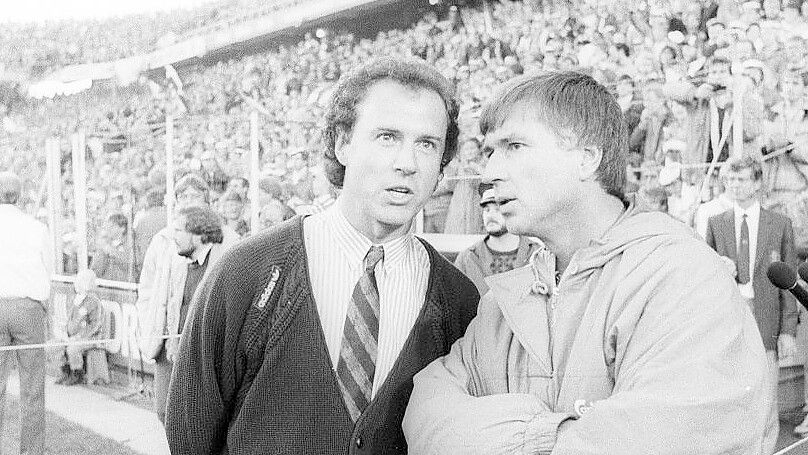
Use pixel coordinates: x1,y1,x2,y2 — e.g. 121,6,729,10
355,436,363,448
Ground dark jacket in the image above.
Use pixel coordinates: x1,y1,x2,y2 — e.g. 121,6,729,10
166,216,479,454
705,207,798,351
454,235,542,295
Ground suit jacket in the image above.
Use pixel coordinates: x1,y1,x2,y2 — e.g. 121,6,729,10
705,207,798,350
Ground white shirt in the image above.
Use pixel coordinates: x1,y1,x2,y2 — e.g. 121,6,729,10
304,202,430,398
734,202,761,300
0,204,53,301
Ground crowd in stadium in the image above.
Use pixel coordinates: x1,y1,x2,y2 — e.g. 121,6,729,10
1,0,808,281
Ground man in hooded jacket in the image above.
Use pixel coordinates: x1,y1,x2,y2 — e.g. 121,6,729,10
403,72,772,454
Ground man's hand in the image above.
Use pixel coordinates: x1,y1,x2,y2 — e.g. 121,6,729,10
719,256,737,277
778,334,797,361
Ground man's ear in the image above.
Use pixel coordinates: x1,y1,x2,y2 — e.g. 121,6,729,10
334,130,350,166
579,146,603,181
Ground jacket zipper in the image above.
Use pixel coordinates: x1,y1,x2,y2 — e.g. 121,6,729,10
547,286,558,377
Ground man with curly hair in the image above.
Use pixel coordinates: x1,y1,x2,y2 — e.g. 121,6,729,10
167,58,479,454
138,195,239,426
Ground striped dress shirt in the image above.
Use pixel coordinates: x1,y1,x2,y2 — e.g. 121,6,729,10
304,202,430,398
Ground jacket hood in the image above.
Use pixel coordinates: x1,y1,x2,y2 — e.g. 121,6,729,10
486,195,697,299
572,194,697,274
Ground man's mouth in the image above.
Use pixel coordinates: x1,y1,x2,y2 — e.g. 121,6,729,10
387,186,413,195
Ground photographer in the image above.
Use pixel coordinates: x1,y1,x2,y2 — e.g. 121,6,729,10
667,56,765,164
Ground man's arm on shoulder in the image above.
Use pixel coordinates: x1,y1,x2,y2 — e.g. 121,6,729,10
403,300,567,455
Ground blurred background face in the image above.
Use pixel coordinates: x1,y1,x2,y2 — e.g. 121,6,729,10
175,186,207,210
460,139,481,162
723,168,760,204
782,73,806,101
707,62,731,86
481,202,507,237
763,0,781,18
616,79,634,98
227,178,248,199
222,200,243,220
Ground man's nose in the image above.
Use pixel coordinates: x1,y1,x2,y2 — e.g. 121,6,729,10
393,144,418,175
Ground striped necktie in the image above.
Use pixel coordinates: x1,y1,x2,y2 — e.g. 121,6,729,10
336,245,384,422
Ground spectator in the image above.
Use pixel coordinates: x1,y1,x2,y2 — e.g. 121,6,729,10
453,186,542,295
443,137,485,234
258,198,295,230
132,187,167,278
91,212,132,282
705,156,798,452
55,269,104,386
219,190,249,238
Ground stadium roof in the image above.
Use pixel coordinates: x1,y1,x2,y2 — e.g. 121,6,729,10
2,0,220,23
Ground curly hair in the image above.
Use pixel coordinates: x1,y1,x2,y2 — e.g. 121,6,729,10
177,206,223,244
321,57,460,188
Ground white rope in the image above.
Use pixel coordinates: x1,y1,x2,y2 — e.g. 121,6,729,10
773,435,808,455
0,333,181,352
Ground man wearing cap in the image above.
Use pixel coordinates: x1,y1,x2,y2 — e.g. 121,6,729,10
0,171,51,455
454,184,542,295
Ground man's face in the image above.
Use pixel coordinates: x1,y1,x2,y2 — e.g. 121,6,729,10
336,80,446,235
481,202,508,236
707,62,731,87
172,215,197,258
785,39,806,60
707,24,725,41
723,168,760,204
260,202,285,229
227,179,248,198
782,74,805,101
222,200,243,220
482,108,585,237
763,0,781,18
616,80,634,99
175,186,207,210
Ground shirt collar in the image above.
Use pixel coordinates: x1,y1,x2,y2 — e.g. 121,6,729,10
734,201,761,220
324,202,412,272
191,243,213,266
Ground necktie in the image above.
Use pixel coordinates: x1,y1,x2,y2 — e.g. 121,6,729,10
738,214,750,284
336,246,384,422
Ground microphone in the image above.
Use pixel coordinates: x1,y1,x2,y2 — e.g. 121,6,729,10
767,261,808,310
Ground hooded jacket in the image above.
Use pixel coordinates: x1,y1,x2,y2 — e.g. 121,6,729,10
404,199,771,454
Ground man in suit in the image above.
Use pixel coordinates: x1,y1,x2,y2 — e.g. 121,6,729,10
706,155,798,453
165,58,479,454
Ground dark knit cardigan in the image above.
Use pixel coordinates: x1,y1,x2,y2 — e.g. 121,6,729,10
165,216,479,454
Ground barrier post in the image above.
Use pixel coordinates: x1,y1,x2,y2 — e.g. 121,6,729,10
71,131,89,272
250,111,261,234
46,137,64,274
165,115,175,224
